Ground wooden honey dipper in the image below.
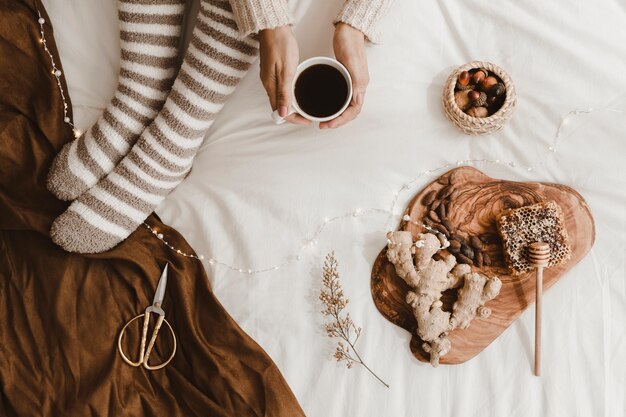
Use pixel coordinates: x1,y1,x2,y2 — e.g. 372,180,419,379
528,242,550,376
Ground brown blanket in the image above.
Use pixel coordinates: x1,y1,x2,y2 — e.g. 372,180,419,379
0,1,305,416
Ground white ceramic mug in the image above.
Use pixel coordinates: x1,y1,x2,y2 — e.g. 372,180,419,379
271,56,353,124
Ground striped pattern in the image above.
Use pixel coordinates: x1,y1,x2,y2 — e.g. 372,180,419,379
47,0,185,201
51,0,260,253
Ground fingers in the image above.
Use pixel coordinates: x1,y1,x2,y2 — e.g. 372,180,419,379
277,66,295,117
348,58,369,108
261,72,278,110
263,65,305,124
318,103,361,129
263,75,309,125
263,63,296,116
284,112,312,126
351,77,368,108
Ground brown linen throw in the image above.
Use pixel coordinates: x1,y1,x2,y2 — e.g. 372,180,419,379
0,1,305,416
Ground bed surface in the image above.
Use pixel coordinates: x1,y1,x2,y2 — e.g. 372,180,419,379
43,0,626,415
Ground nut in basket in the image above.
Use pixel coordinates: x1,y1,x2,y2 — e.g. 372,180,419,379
442,61,516,135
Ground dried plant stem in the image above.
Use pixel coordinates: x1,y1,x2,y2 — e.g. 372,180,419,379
320,252,389,388
343,332,389,388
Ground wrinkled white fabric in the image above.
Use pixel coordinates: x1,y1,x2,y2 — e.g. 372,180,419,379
45,0,625,415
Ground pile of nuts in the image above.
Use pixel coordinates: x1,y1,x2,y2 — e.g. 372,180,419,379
454,68,506,118
415,174,501,268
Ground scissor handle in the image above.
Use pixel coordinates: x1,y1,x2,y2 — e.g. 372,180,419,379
143,316,176,371
138,311,151,362
118,314,145,367
144,314,164,364
118,313,177,370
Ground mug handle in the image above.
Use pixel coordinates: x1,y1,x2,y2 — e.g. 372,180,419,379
271,107,296,125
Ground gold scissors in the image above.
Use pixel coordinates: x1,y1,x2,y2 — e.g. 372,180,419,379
117,264,177,370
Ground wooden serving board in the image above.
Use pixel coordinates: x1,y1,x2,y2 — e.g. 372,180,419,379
371,167,595,364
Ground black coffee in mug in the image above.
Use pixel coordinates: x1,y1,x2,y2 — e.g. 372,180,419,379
294,64,349,118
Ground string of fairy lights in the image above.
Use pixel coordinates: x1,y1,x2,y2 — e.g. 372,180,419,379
36,9,624,275
36,11,81,139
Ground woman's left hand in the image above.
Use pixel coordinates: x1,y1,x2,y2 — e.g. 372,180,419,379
319,22,369,129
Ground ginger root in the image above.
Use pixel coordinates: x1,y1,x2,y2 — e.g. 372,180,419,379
386,231,501,366
386,231,418,287
451,272,502,330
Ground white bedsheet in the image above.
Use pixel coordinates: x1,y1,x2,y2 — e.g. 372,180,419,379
44,0,626,416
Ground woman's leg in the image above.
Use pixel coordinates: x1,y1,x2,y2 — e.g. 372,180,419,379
47,0,185,201
50,0,259,253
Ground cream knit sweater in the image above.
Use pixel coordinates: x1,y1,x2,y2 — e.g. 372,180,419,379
229,0,394,42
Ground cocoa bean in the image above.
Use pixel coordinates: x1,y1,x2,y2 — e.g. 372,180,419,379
437,186,454,199
452,234,467,245
437,203,446,220
421,190,437,206
442,219,454,233
448,239,461,252
470,236,483,250
456,253,473,265
431,200,441,211
423,217,435,228
434,224,450,236
476,252,484,268
433,253,444,261
428,210,440,223
482,252,491,266
437,234,447,247
461,244,474,259
438,176,450,185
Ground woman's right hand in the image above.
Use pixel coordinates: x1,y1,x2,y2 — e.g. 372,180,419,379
259,26,311,125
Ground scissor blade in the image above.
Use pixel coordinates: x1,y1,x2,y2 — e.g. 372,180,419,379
152,263,168,307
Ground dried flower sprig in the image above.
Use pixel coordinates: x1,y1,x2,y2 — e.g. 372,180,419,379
320,252,389,388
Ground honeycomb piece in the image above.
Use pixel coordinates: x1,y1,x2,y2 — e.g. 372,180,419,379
496,201,571,275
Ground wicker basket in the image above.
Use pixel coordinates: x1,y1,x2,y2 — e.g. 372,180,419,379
442,61,516,136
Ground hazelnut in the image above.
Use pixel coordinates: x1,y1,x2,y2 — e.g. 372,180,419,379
466,106,488,118
454,90,472,111
468,90,480,102
488,83,506,97
480,76,498,91
470,69,488,84
488,95,505,113
471,91,488,107
456,71,471,90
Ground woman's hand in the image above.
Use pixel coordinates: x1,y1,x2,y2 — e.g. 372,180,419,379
319,23,369,129
259,26,311,125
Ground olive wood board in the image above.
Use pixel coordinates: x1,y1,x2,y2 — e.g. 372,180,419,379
371,167,595,365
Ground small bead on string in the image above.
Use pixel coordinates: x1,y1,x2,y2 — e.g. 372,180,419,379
385,214,451,251
142,208,390,274
36,10,80,138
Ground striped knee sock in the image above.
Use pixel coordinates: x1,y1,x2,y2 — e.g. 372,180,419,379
47,0,185,201
50,0,259,253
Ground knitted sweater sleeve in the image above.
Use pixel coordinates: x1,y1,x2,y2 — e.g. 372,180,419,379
228,0,393,42
228,0,294,36
334,0,394,43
